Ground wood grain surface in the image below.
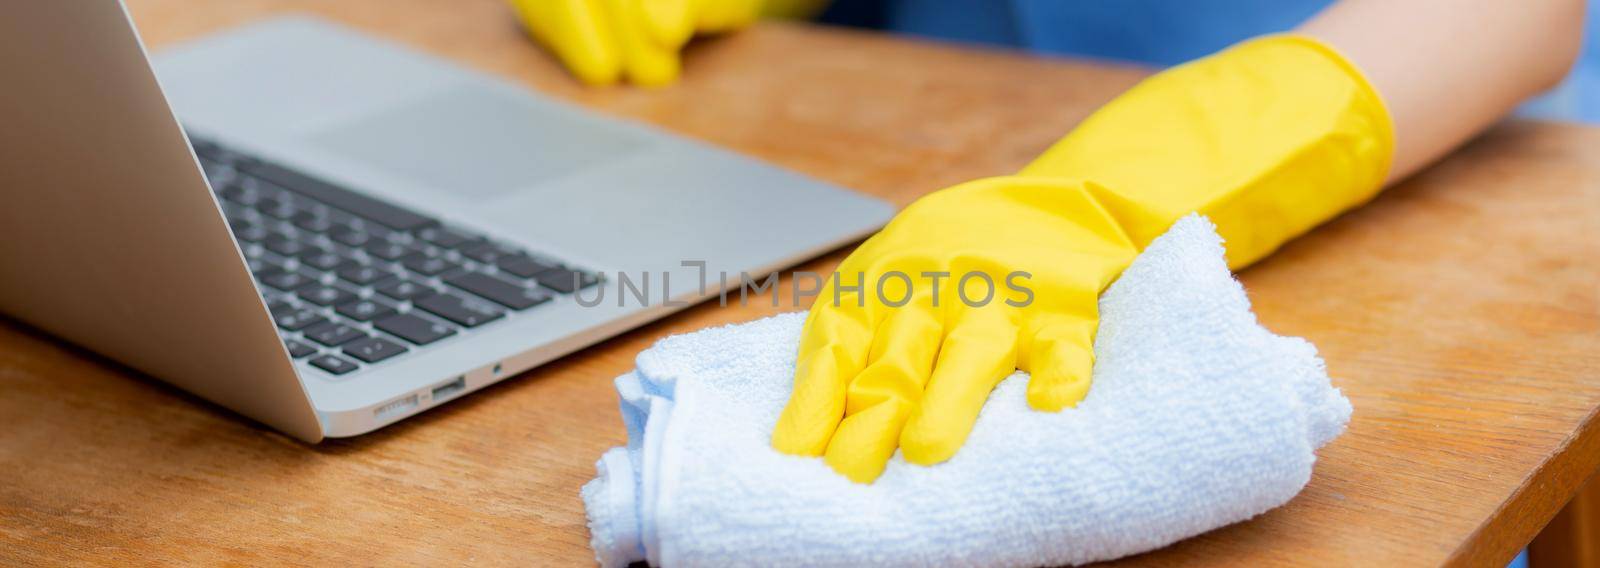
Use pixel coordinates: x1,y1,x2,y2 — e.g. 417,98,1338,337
3,0,1598,565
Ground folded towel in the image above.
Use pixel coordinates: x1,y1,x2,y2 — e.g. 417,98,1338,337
581,215,1352,567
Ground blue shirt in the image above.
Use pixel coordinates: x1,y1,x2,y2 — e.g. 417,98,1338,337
820,0,1600,123
821,0,1334,66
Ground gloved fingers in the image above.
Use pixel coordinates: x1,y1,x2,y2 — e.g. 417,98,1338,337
695,0,763,33
1021,319,1098,412
771,298,875,457
511,0,623,86
633,0,695,47
602,0,682,86
822,306,943,483
842,305,943,415
821,397,913,484
899,304,1020,465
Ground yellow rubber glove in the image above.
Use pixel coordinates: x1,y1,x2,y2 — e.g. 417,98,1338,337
509,0,762,87
771,35,1393,483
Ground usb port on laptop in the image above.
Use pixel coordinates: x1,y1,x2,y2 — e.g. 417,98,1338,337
431,377,466,401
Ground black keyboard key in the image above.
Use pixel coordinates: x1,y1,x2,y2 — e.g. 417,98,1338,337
246,254,285,277
200,159,230,183
356,221,394,240
257,197,300,220
303,320,367,346
263,233,310,257
258,267,321,291
293,212,336,233
219,183,259,206
233,224,270,242
240,161,439,231
190,136,224,161
269,304,326,331
375,279,437,301
221,203,254,225
374,313,456,345
299,248,355,271
309,354,359,375
335,298,397,322
342,337,407,363
461,242,520,264
534,268,600,294
417,226,478,249
445,272,551,310
252,184,288,203
336,264,397,286
496,255,559,279
400,252,459,277
284,339,318,358
254,259,286,275
329,224,370,247
297,285,358,307
413,293,505,327
365,241,419,261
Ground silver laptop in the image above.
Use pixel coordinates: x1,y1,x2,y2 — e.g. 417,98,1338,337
0,2,892,441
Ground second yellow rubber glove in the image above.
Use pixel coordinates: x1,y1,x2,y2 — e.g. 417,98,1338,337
509,0,763,86
772,35,1393,483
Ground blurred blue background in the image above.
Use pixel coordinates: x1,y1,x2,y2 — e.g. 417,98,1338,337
820,0,1600,124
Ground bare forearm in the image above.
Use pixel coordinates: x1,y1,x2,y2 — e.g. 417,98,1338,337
1299,0,1585,183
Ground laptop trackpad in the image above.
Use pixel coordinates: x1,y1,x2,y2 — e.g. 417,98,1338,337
306,86,648,199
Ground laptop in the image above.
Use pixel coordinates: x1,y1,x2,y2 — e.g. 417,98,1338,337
0,2,893,441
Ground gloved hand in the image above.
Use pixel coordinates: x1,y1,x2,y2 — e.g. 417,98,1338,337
769,176,1144,483
509,0,763,86
772,35,1394,483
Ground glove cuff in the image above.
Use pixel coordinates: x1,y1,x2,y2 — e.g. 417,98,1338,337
1021,33,1396,269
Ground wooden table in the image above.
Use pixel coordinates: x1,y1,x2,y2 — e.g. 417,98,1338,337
4,1,1598,565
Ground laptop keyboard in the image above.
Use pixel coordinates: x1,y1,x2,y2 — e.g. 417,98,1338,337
190,135,598,378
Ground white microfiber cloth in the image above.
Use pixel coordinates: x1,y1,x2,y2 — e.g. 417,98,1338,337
580,215,1352,567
